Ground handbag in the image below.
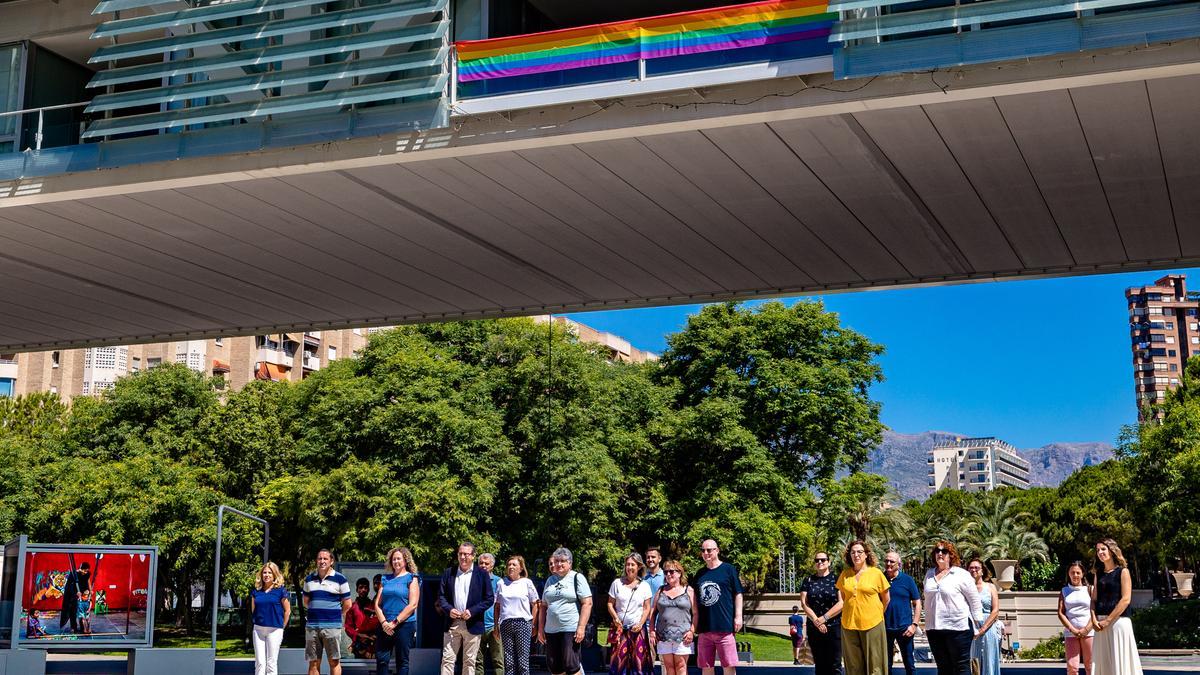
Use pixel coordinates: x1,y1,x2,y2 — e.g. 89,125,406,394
573,571,597,648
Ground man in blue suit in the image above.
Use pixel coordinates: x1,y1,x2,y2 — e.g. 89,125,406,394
438,541,496,675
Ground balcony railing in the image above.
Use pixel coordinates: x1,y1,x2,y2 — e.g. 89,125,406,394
832,0,1200,78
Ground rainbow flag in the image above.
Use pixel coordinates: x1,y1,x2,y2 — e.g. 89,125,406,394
456,0,835,82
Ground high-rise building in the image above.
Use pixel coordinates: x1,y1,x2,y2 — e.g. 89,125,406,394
1126,274,1200,416
927,437,1031,493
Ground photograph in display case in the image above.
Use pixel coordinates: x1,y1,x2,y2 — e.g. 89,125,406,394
16,543,156,647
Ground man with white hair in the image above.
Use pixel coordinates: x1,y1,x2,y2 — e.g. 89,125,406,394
475,553,505,675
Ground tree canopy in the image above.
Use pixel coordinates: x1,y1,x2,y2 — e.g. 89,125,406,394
0,300,887,615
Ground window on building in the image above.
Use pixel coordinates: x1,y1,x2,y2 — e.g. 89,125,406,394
1170,378,1180,386
1166,336,1175,344
1170,363,1178,372
1151,334,1166,343
1166,322,1175,329
1191,337,1200,344
147,357,162,368
131,357,141,373
1151,321,1166,329
1169,350,1177,357
215,337,223,346
1149,307,1163,314
0,377,13,397
51,351,60,368
328,345,337,361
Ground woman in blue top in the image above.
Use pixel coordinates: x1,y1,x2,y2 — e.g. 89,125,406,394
374,546,421,675
250,562,291,675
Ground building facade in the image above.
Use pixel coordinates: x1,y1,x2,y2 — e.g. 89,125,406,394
928,437,1031,494
534,315,658,364
4,329,369,401
1,318,653,401
1126,274,1200,417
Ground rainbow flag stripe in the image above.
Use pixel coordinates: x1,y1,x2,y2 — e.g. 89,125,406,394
456,0,835,82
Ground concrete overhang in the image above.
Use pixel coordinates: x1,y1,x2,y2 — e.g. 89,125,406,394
4,40,1200,352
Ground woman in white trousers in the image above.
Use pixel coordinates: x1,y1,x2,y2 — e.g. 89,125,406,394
250,562,292,675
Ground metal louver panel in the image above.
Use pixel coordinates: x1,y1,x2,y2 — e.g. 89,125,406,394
90,0,445,62
83,74,447,136
85,0,450,140
86,47,446,111
92,0,339,38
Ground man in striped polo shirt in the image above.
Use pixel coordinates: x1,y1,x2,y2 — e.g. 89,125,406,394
303,549,353,675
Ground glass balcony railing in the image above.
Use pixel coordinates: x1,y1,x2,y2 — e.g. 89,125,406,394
832,0,1200,78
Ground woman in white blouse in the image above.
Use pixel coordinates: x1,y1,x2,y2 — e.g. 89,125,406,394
494,556,541,675
1058,561,1094,675
923,541,982,675
607,552,654,675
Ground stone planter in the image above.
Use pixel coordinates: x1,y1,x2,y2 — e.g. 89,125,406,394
1171,571,1195,599
992,559,1018,591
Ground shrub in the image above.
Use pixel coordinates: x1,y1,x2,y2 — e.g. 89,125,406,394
1020,556,1061,591
1020,635,1065,660
1132,599,1200,648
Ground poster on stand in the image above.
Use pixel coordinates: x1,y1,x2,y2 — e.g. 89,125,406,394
14,543,156,648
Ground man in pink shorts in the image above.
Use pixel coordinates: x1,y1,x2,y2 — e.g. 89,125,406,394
694,539,744,675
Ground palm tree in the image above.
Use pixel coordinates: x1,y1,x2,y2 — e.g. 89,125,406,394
959,492,1049,585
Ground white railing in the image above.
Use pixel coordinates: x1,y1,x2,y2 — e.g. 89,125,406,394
0,101,92,151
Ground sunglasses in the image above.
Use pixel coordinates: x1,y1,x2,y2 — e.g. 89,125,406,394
665,570,681,575
814,557,828,563
701,548,718,553
933,548,950,555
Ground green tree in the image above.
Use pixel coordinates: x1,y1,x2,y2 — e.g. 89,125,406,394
656,301,885,483
1121,357,1200,568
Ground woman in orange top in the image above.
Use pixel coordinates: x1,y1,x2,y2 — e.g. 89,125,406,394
836,540,891,675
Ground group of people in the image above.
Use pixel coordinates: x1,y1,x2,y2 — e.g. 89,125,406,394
245,536,1145,675
789,537,1142,675
245,539,746,675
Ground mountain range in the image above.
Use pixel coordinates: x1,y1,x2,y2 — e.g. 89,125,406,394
866,430,1115,502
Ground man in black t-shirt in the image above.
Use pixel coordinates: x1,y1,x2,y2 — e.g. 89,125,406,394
694,539,744,675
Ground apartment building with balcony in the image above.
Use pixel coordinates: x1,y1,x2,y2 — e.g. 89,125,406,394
4,328,367,401
535,316,658,364
1127,275,1200,418
0,317,653,400
928,437,1031,494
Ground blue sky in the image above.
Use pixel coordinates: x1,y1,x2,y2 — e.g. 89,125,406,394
564,267,1200,449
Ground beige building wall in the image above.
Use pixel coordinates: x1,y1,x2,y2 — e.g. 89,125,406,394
4,328,370,402
4,317,650,402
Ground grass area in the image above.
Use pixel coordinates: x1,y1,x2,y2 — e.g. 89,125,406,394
739,628,795,662
596,627,795,662
151,628,253,657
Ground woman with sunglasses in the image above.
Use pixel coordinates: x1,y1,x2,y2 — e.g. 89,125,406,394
966,559,1000,675
923,542,981,675
800,551,843,675
836,540,890,675
649,560,698,675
